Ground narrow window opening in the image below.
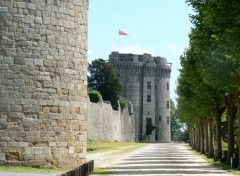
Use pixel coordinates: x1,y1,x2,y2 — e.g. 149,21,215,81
147,81,151,89
147,95,151,102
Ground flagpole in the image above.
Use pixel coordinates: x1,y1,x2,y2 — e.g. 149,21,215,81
118,30,128,53
118,30,120,53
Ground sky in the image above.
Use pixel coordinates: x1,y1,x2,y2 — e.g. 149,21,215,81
88,0,193,101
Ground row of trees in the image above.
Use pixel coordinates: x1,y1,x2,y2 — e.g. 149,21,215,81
176,0,240,167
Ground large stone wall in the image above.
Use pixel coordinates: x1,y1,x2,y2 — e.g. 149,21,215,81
87,101,135,142
0,0,88,168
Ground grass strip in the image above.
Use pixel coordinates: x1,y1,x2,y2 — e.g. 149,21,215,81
93,167,111,176
88,141,148,175
0,165,67,173
87,140,147,154
186,146,240,176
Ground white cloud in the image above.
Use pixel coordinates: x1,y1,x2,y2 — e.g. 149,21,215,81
166,43,185,55
114,45,155,55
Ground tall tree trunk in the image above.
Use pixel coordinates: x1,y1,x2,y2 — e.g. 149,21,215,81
192,126,196,149
224,95,236,164
189,126,192,147
205,120,209,156
195,122,200,152
233,92,240,169
194,124,197,150
214,99,225,161
208,116,214,158
200,120,205,154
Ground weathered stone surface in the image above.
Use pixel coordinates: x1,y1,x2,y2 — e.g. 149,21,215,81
0,0,88,168
88,101,135,142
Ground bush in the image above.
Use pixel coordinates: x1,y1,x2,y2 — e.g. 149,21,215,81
119,96,129,110
88,90,103,103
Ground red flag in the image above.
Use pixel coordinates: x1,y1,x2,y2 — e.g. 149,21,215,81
119,30,128,36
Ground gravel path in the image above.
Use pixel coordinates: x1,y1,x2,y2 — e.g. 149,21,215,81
87,143,234,176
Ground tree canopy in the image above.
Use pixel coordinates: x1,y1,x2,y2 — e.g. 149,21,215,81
88,59,122,110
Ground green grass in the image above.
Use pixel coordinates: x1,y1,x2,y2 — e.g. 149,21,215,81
87,140,147,154
187,146,240,176
204,157,240,176
88,140,148,175
93,167,111,176
0,165,67,173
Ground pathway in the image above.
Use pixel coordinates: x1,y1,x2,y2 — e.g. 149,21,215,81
87,143,234,176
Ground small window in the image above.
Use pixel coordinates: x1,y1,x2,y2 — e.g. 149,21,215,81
167,117,169,125
148,111,150,115
167,101,170,109
147,81,151,89
167,83,169,91
159,116,161,121
147,95,151,102
131,59,133,61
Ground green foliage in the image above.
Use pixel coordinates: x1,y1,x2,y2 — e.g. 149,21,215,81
176,0,240,126
119,96,129,110
88,89,103,103
170,99,188,141
88,59,122,110
87,140,147,154
186,0,240,93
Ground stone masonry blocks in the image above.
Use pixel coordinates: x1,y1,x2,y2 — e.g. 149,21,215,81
0,0,88,168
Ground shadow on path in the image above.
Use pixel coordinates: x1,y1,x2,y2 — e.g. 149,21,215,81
108,143,233,176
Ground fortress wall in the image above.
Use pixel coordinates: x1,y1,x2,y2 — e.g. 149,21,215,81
120,107,135,142
0,0,88,168
87,101,135,142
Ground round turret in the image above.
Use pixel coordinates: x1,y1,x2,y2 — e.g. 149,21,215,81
155,57,168,65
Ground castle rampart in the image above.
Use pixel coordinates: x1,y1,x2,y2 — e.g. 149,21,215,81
87,101,135,142
0,0,88,168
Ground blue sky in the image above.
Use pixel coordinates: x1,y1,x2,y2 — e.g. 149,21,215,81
88,0,193,101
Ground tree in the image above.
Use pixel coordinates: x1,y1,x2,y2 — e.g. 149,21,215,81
88,59,122,110
170,99,185,142
88,89,103,103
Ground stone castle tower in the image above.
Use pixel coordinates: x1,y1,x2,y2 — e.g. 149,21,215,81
0,0,88,168
109,52,172,142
